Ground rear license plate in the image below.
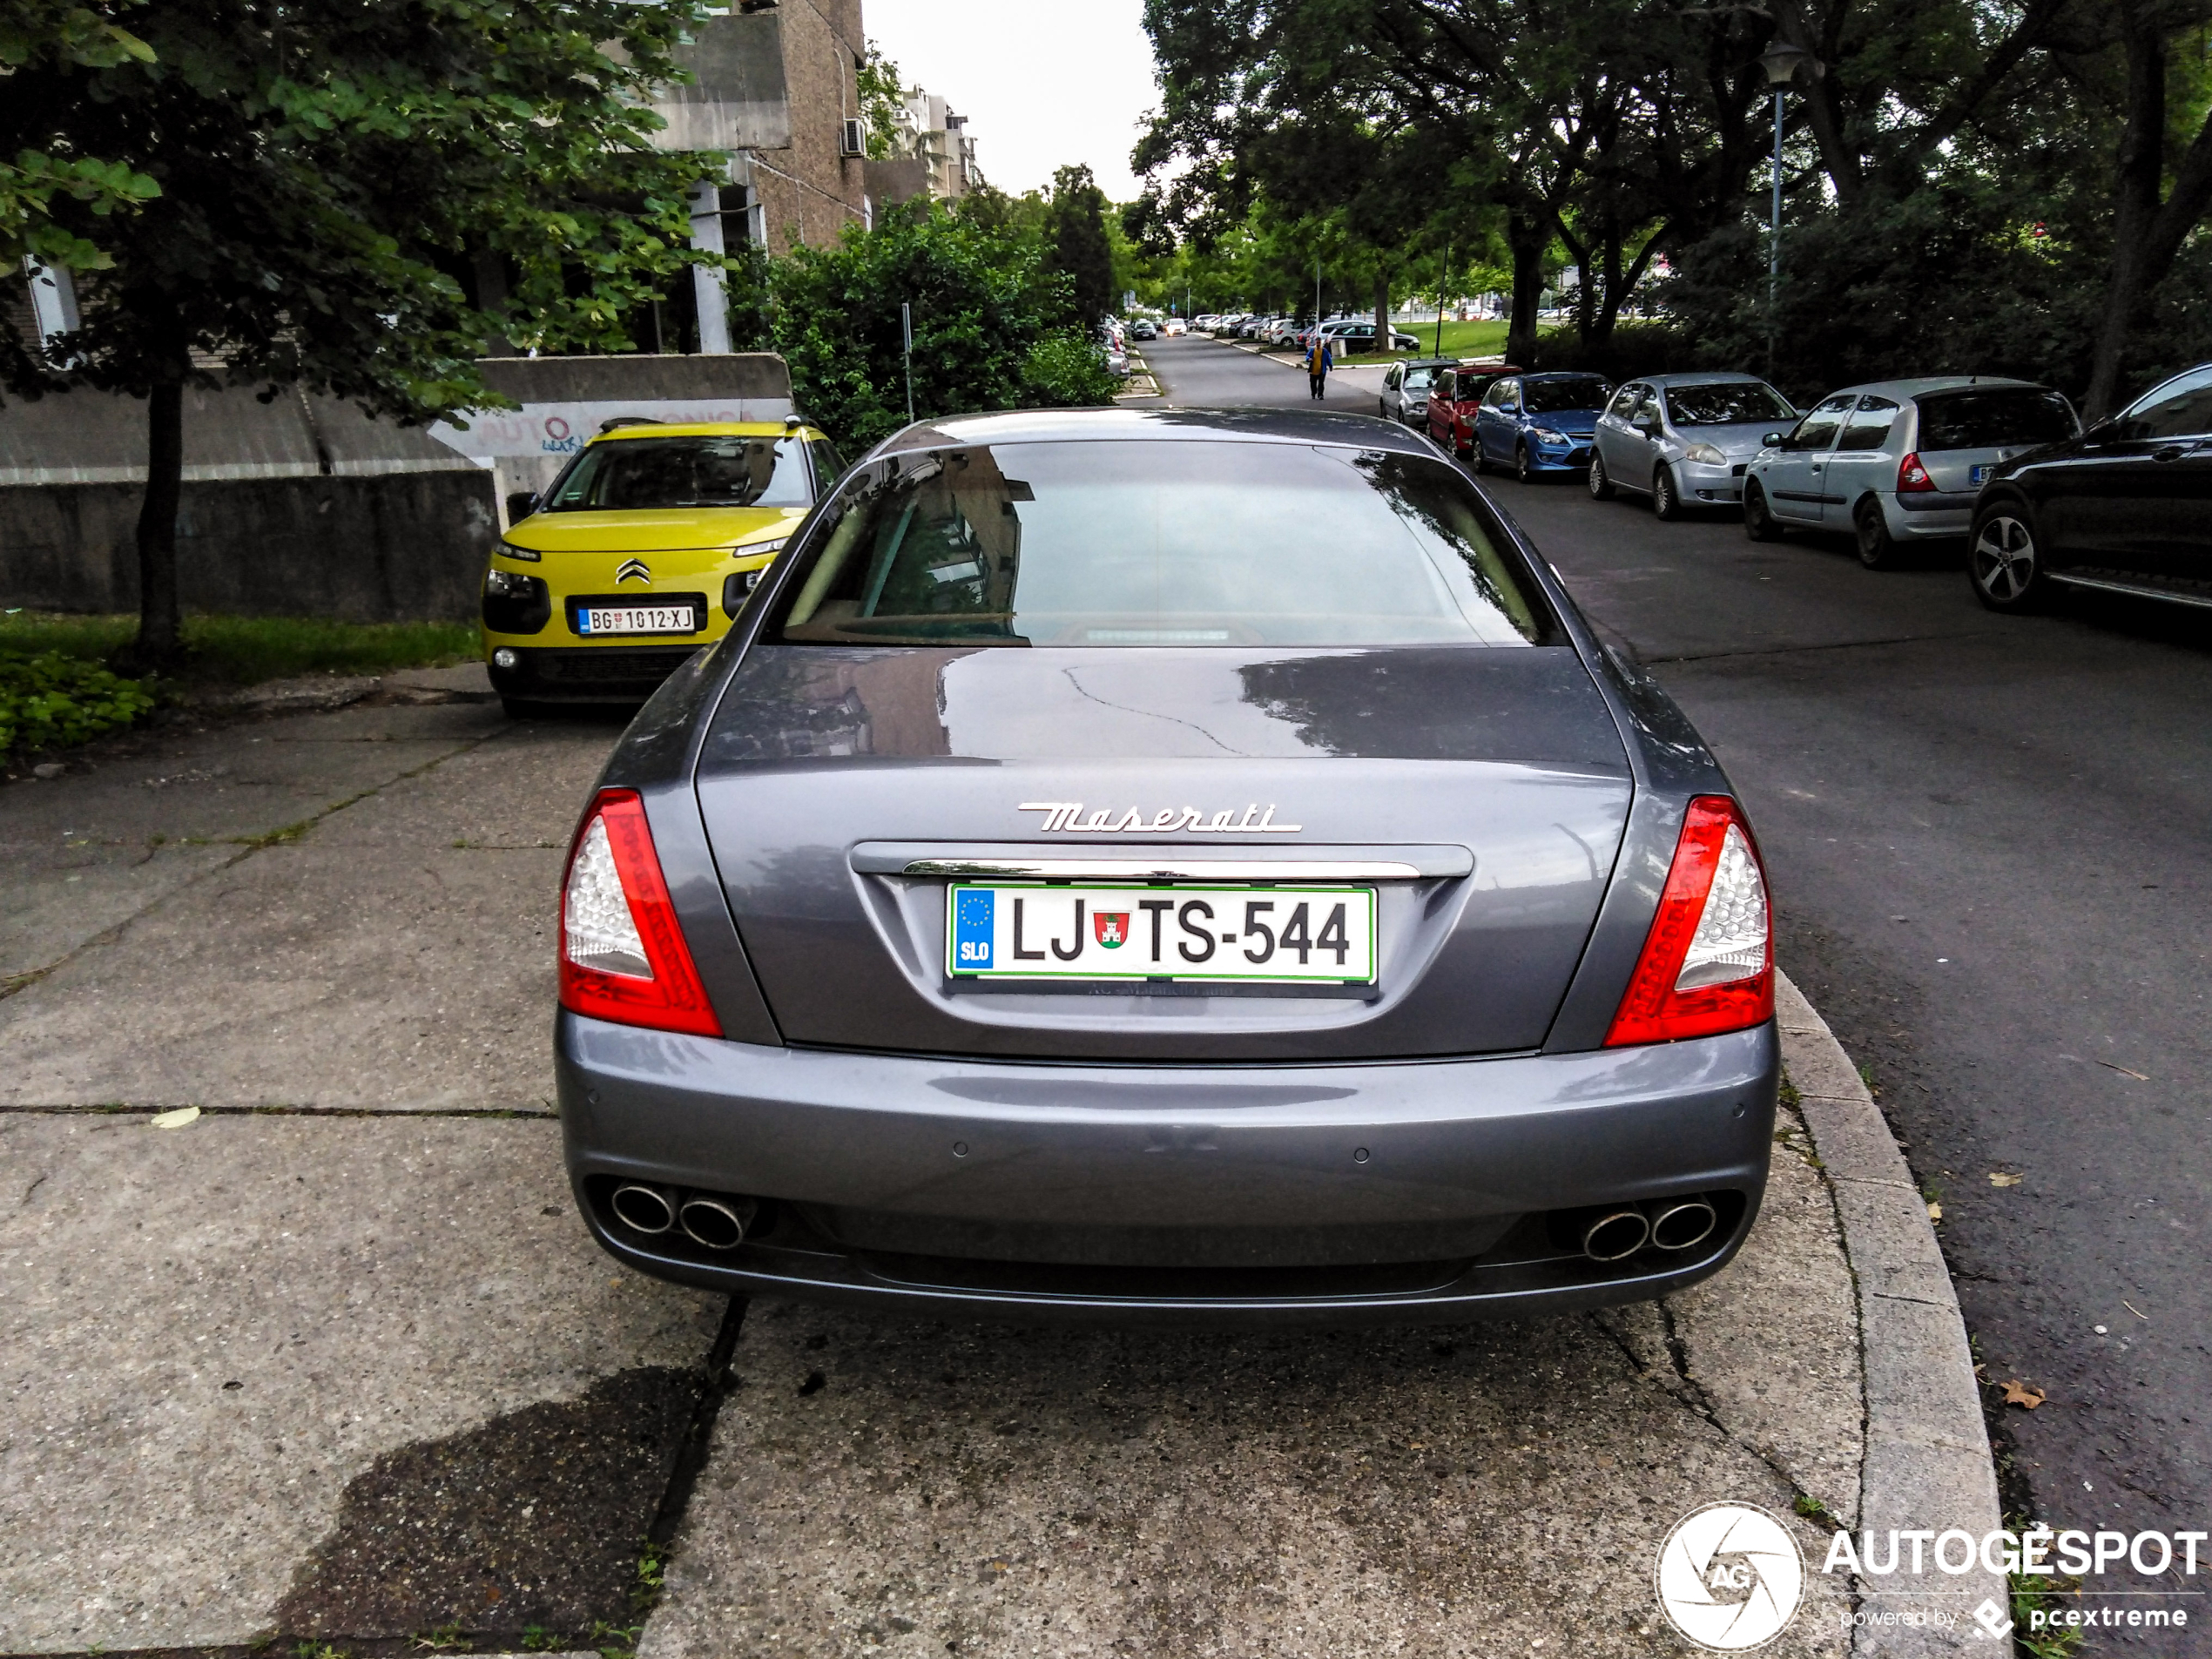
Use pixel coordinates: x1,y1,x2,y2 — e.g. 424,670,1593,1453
578,604,697,636
947,884,1376,984
1970,464,1992,484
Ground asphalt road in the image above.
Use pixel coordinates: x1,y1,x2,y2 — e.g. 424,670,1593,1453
1147,334,2212,1612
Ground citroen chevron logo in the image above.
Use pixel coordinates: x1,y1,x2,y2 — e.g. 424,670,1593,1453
616,558,651,584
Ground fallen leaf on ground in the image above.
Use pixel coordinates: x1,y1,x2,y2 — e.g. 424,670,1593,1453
149,1106,200,1130
1926,1200,1943,1221
1990,1171,2023,1187
2097,1061,2151,1080
2000,1380,2047,1410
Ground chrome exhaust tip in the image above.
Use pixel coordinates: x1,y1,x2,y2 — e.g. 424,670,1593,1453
1581,1209,1651,1263
610,1183,677,1235
1647,1197,1718,1253
678,1195,754,1251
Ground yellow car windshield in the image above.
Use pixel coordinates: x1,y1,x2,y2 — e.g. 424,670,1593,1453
546,435,811,511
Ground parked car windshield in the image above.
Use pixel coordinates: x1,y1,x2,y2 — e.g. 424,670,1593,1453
544,435,812,511
1914,389,2076,452
771,440,1561,649
1666,382,1797,426
2115,366,2212,439
1522,376,1611,414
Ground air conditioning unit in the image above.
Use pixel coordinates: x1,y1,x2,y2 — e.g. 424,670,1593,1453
840,118,866,158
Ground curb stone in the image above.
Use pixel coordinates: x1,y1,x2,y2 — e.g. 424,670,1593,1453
1777,970,2008,1654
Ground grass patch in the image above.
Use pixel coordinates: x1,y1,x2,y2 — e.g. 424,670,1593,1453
1365,317,1514,361
0,610,475,686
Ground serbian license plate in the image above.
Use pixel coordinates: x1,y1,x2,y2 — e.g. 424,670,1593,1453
577,604,697,636
947,884,1377,984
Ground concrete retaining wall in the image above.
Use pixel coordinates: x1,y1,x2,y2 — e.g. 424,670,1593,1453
2,472,498,623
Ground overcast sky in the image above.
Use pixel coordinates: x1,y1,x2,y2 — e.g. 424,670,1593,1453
861,0,1161,203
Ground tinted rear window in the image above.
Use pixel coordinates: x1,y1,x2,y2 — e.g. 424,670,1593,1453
768,441,1561,649
1915,389,2075,451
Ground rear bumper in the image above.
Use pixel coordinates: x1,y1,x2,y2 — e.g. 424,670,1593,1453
559,1014,1779,1325
1886,491,1975,538
486,643,706,704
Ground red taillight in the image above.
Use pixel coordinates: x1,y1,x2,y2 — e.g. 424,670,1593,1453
1896,452,1935,493
1605,796,1773,1047
558,788,722,1038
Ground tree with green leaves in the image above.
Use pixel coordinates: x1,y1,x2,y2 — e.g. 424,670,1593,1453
1,0,732,669
1043,164,1117,327
856,41,907,162
1,0,161,269
771,198,1119,454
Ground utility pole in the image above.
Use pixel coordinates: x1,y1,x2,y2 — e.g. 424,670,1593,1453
1435,244,1449,357
1757,41,1821,375
900,300,915,426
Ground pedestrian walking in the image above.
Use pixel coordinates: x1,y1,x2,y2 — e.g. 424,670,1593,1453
1305,332,1333,400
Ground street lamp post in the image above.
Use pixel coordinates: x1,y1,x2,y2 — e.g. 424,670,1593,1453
1757,39,1822,371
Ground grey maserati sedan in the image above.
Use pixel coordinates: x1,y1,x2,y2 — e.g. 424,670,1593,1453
555,406,1778,1325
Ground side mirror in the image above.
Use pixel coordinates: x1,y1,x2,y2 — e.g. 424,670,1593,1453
1761,431,1786,448
1637,419,1662,438
505,490,539,523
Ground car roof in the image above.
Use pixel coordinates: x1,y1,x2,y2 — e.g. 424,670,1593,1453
1635,371,1775,388
1400,357,1456,368
1816,376,2052,401
1516,369,1611,381
589,421,820,443
874,405,1436,458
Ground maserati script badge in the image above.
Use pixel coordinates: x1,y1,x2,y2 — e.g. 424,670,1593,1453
1018,801,1302,834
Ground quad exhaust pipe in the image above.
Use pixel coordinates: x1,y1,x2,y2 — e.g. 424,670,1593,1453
610,1183,676,1235
608,1183,759,1251
1575,1196,1722,1263
1645,1197,1718,1253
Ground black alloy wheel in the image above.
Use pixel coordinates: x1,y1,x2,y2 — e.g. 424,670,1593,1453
1653,465,1683,521
1968,504,2047,611
1854,497,1903,570
1588,452,1615,501
1742,480,1784,542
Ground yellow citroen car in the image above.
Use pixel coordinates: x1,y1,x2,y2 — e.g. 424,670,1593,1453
482,418,842,711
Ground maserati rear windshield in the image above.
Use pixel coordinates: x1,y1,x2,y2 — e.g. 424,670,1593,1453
768,441,1561,648
543,435,812,511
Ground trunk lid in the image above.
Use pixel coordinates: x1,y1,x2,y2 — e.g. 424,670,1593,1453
693,644,1633,1062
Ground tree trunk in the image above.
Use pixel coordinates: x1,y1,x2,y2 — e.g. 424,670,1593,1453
2085,3,2165,420
2085,0,2212,417
1373,267,1391,357
130,380,186,670
1506,211,1545,367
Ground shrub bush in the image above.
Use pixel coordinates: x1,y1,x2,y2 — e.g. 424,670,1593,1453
0,651,159,759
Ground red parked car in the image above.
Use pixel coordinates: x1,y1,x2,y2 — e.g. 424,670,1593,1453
1426,359,1521,456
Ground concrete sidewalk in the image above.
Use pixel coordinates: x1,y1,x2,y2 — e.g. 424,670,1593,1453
0,683,1999,1655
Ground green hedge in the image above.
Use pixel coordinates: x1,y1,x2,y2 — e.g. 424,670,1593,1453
0,651,159,759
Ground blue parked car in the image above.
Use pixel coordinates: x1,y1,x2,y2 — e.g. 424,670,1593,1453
1474,371,1614,482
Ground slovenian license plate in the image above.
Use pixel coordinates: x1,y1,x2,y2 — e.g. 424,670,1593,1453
947,884,1377,984
578,604,696,636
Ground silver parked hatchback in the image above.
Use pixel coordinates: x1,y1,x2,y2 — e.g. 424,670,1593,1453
1589,373,1798,519
1743,378,2080,568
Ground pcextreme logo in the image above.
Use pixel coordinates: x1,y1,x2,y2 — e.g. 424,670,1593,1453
1656,1502,1806,1650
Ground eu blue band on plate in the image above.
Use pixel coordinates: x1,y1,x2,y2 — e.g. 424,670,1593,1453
951,888,994,971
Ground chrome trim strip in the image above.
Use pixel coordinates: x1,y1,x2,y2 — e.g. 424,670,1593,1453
900,858,1431,881
2047,572,2212,611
